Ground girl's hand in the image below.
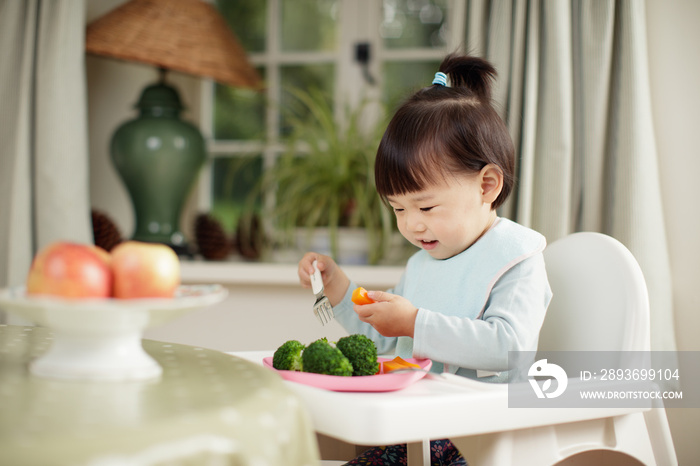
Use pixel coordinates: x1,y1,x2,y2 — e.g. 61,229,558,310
297,252,350,306
353,290,418,338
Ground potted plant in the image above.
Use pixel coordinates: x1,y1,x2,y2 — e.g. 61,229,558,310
257,88,396,264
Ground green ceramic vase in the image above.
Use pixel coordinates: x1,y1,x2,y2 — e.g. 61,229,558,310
110,82,205,253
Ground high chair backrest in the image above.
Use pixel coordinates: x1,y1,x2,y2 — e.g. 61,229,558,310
538,232,651,353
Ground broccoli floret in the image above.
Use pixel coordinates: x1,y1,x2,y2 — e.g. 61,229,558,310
272,340,305,371
336,334,379,376
302,339,353,376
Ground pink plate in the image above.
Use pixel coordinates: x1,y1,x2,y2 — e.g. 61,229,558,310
262,357,432,392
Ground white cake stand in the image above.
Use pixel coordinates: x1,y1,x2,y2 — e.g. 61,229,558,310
0,285,227,381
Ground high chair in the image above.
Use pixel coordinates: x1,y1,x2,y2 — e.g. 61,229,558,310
447,232,677,465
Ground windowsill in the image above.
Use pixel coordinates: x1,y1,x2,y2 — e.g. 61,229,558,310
180,258,404,288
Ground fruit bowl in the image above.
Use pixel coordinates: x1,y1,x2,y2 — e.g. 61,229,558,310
0,285,227,381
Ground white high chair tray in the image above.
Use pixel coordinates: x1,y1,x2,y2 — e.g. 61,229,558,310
233,351,649,446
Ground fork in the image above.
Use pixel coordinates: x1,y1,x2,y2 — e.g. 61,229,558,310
310,260,334,325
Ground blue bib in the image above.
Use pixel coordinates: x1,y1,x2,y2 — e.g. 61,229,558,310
395,218,546,373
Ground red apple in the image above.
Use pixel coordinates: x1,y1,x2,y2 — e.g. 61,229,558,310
26,242,113,298
111,241,180,299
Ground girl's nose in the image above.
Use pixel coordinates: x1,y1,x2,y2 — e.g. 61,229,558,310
404,213,426,233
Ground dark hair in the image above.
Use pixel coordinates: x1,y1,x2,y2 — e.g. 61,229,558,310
375,53,515,209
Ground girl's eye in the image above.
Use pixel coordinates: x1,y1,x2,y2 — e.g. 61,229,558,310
393,208,404,213
420,206,435,212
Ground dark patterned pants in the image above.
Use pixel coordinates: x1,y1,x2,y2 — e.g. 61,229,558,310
344,438,467,465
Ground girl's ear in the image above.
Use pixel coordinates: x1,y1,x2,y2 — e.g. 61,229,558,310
479,164,503,204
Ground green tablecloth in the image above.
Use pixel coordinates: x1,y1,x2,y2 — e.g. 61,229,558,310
0,325,320,466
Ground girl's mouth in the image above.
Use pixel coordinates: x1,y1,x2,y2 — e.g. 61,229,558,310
420,239,438,250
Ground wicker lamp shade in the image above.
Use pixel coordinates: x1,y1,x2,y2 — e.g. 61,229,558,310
86,0,261,89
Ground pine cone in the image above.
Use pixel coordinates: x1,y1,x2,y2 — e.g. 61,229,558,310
194,213,232,260
91,209,123,252
235,212,267,261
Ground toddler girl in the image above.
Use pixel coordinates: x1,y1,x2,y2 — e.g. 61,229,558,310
298,53,552,466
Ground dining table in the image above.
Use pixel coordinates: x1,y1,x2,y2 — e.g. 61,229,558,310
0,325,320,466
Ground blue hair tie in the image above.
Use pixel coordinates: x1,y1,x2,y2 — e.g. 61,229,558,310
432,71,447,86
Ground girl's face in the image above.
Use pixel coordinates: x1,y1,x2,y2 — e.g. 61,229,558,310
386,168,500,260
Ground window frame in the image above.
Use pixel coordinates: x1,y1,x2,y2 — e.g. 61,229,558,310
195,0,466,216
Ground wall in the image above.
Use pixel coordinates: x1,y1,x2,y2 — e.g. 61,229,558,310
86,0,699,462
142,262,403,352
143,281,349,352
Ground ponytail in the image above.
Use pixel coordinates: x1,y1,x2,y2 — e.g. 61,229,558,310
438,53,497,102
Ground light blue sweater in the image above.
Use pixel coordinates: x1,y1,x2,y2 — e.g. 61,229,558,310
333,218,552,382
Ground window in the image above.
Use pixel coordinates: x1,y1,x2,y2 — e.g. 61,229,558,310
198,0,463,238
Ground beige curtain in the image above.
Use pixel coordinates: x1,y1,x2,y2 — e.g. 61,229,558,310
0,0,91,321
465,0,676,353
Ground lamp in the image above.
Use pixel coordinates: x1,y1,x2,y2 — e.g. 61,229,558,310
86,0,261,254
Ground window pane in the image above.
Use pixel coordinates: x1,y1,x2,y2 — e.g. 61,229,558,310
279,64,335,137
381,0,448,49
281,0,339,52
382,60,441,112
214,68,266,140
216,0,267,52
211,155,264,233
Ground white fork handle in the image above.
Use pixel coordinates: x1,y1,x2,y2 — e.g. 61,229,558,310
310,260,323,295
